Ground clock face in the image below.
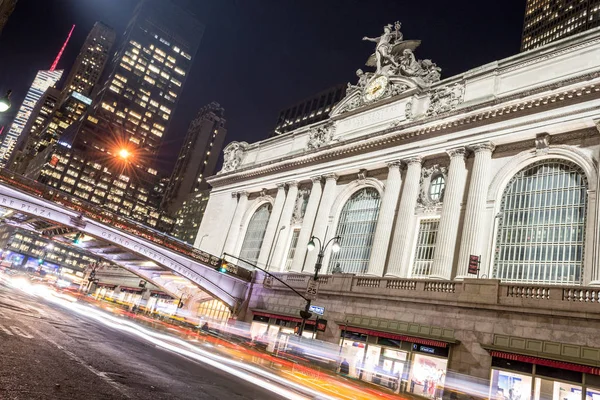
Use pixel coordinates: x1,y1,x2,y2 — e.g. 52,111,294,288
363,76,389,102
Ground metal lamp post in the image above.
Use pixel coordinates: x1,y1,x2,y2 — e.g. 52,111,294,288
266,225,285,271
198,234,208,248
297,235,341,337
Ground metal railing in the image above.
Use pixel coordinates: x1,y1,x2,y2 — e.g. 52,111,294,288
0,169,251,282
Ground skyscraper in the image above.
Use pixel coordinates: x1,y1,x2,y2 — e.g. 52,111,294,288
29,0,204,229
0,0,17,36
271,84,346,136
161,102,227,214
60,22,116,100
521,0,600,51
10,22,115,173
0,24,74,167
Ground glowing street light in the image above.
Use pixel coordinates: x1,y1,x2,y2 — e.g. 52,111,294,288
0,90,11,113
118,148,130,160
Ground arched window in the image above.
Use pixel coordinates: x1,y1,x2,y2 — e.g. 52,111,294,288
494,160,588,285
239,203,272,263
328,188,381,274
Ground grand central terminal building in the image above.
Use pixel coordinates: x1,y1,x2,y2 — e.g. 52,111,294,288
198,23,600,396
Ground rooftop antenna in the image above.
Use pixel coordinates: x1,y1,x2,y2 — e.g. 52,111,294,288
50,24,75,72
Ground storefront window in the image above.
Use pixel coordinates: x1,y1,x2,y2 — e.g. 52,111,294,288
490,369,533,400
339,339,366,378
408,354,447,399
534,378,581,400
586,388,600,400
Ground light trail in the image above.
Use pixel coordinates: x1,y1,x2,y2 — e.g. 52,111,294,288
7,277,336,400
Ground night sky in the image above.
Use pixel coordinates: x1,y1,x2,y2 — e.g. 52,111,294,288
0,0,525,175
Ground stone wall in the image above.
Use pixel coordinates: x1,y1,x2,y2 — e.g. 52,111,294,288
247,273,600,379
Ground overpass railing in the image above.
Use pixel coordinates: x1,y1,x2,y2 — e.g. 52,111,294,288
0,169,252,283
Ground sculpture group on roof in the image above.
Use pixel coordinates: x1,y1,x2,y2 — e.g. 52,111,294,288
347,21,441,94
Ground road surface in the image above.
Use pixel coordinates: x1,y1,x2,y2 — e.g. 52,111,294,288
0,282,285,400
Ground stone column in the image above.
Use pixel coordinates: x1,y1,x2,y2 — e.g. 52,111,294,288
269,181,298,271
304,174,338,274
289,177,322,273
386,157,423,277
456,143,495,279
222,191,248,255
430,148,468,280
366,161,402,276
257,184,287,269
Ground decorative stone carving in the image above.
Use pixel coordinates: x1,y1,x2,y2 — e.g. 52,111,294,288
534,133,550,155
470,142,496,154
361,22,441,85
291,188,310,225
307,123,335,150
347,69,372,94
404,101,413,120
417,164,448,210
447,147,468,159
388,119,402,128
426,83,465,117
357,169,368,182
220,141,248,173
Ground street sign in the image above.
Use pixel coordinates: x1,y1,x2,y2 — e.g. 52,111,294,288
309,305,325,315
468,255,480,275
306,279,319,300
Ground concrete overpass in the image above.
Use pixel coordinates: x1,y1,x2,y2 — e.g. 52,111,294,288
0,171,251,312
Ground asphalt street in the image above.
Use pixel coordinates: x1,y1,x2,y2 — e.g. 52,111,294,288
0,283,285,400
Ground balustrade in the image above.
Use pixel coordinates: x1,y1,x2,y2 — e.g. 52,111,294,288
355,278,381,288
385,279,417,290
563,288,600,302
505,285,551,300
424,282,456,293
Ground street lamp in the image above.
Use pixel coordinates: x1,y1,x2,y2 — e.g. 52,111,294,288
266,225,285,271
118,148,130,160
0,90,11,113
198,234,208,248
298,235,341,337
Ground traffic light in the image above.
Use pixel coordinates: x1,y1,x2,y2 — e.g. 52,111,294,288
218,260,228,273
37,258,43,265
73,232,83,245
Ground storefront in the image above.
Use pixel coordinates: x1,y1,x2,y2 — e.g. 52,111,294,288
118,286,144,307
94,283,117,300
338,326,452,398
147,291,173,313
488,351,600,400
251,311,318,341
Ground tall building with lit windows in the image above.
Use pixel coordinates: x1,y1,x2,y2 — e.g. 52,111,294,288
0,25,75,167
162,102,227,214
521,0,600,51
10,22,115,174
0,69,63,167
28,0,204,229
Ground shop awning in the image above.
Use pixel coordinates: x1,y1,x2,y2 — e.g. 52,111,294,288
97,283,117,289
339,324,451,348
484,347,600,376
119,286,143,293
252,310,316,326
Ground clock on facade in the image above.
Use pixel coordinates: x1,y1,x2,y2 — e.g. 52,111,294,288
363,75,389,102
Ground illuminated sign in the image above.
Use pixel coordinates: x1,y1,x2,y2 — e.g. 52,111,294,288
309,305,324,315
71,91,92,105
58,141,72,148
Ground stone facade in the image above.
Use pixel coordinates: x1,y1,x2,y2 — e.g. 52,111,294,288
198,27,600,382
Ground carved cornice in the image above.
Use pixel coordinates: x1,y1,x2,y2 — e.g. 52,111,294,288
209,72,600,187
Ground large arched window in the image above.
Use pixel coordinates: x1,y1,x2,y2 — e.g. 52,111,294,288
494,160,588,285
328,187,381,274
239,203,272,263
